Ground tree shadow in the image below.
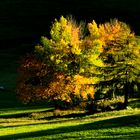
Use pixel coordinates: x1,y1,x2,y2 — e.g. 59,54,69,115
0,112,30,118
42,111,91,120
0,112,92,129
128,99,140,108
0,107,54,118
0,114,139,139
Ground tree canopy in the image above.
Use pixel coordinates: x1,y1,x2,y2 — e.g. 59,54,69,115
96,19,140,108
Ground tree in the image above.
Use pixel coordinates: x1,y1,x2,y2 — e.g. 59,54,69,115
96,19,140,108
17,16,97,109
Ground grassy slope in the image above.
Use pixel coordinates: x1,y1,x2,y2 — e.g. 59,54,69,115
0,47,31,108
0,48,18,107
0,106,139,139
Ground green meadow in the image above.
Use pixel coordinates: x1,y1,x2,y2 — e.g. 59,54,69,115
0,104,139,139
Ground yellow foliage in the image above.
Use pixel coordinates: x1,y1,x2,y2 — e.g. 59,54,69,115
43,73,95,103
73,74,95,100
35,45,44,54
50,16,82,55
88,20,100,38
74,74,92,84
98,19,133,43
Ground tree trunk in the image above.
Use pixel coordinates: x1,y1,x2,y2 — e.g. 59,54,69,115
124,83,129,109
124,69,129,109
124,92,128,109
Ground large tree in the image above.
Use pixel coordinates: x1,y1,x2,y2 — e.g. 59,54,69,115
96,19,140,108
17,16,100,109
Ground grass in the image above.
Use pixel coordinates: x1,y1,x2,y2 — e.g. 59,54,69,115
0,99,139,139
0,49,18,89
0,47,22,108
0,106,139,139
0,46,35,108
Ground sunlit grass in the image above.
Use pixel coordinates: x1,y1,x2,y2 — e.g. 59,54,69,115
0,106,139,139
0,106,54,117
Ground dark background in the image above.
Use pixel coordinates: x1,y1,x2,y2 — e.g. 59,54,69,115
0,0,140,52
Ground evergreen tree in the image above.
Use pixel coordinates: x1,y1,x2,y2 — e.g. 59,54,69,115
97,19,140,108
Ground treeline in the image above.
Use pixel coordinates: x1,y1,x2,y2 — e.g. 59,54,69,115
17,16,140,111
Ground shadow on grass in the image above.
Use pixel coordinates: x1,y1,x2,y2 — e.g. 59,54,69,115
0,112,91,129
0,107,54,118
0,112,30,118
128,98,140,108
42,111,91,120
0,114,140,139
0,107,88,120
